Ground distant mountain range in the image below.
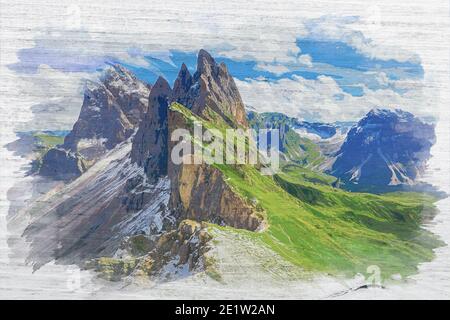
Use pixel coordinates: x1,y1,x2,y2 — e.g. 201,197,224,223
20,49,442,281
330,108,436,190
247,111,339,139
246,108,436,191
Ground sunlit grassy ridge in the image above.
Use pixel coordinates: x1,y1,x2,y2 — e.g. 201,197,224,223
170,103,443,278
33,132,65,148
282,130,325,168
247,111,326,168
30,132,65,172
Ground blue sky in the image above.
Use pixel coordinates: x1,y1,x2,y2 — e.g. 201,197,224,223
7,11,433,124
119,40,423,99
9,37,423,100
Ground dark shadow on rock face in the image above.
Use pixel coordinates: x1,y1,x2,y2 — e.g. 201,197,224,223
330,108,436,189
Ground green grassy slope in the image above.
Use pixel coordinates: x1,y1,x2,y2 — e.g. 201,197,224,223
171,103,443,279
247,111,326,168
33,132,65,147
283,130,326,168
30,132,65,172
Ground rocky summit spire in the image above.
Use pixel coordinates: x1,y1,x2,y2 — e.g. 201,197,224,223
172,49,248,128
131,76,172,182
196,49,216,75
172,63,193,107
63,64,150,153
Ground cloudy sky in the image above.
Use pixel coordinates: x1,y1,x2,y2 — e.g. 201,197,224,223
1,0,449,129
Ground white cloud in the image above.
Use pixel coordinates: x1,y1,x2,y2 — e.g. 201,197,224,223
236,75,438,123
255,63,290,76
1,0,448,127
304,14,421,63
0,62,95,130
297,54,313,67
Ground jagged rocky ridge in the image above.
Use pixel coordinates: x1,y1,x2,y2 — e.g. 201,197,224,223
172,49,248,128
330,108,436,188
39,64,151,180
26,50,263,279
24,50,440,281
130,49,262,230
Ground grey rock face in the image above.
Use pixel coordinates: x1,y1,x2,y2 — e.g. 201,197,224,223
39,148,87,180
40,65,150,180
330,108,436,187
130,77,172,183
26,142,172,270
173,49,248,128
131,49,249,183
172,63,193,107
64,64,151,153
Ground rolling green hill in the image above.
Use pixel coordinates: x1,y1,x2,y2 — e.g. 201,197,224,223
171,102,443,279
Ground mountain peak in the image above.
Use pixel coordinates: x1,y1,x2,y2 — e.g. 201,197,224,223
62,66,150,153
197,49,215,74
331,108,435,188
367,108,413,118
130,75,172,182
102,63,139,88
173,63,193,104
170,50,248,127
180,62,189,72
153,76,171,92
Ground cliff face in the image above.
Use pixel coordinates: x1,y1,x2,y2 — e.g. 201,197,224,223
39,148,88,180
39,65,150,180
170,162,262,230
30,50,263,278
172,49,248,128
330,108,436,187
64,65,150,152
64,64,150,153
127,50,262,231
130,77,172,183
167,107,262,231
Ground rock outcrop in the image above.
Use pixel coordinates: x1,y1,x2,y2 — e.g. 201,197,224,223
146,219,213,274
64,64,150,153
173,49,248,128
130,77,172,183
167,106,263,231
39,148,88,180
40,64,150,180
330,108,436,187
85,219,214,281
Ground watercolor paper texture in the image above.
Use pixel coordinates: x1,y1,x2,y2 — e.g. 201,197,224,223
0,0,449,299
